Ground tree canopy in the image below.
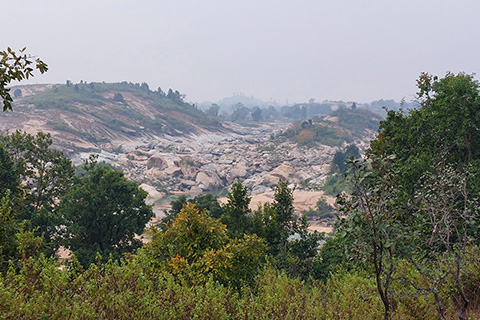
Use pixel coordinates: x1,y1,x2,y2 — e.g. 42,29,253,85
60,157,153,266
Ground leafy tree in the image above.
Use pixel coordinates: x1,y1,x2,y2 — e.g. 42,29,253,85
0,145,20,198
206,103,220,117
251,106,263,121
0,190,19,271
162,193,224,227
370,72,480,196
303,197,336,220
1,131,74,255
113,92,124,102
331,144,360,173
60,156,153,267
1,131,74,211
190,193,224,219
324,144,360,196
253,181,322,279
0,47,48,111
156,86,165,97
231,103,250,122
166,88,185,103
222,181,252,238
146,204,266,288
13,88,22,98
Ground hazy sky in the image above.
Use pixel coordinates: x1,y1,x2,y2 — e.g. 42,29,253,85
4,0,480,104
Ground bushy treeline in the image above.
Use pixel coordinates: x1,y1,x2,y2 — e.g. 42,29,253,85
1,247,478,319
0,131,153,268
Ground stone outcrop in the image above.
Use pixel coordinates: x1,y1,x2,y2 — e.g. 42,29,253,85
73,122,371,197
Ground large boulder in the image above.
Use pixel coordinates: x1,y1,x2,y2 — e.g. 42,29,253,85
226,161,248,184
146,155,167,170
177,156,197,178
196,171,223,190
259,163,293,187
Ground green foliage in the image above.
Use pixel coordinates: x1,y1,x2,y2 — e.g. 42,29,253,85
13,89,22,98
0,131,74,255
369,72,480,195
323,144,360,196
0,145,20,199
323,173,347,196
0,191,19,272
60,157,153,267
162,194,224,227
0,47,48,111
222,181,252,238
3,254,462,319
146,204,266,288
276,121,350,147
89,111,135,131
329,107,381,136
331,144,360,173
303,197,336,220
27,83,105,109
92,82,220,129
113,92,124,102
252,181,322,279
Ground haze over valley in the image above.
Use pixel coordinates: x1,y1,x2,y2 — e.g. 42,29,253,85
3,81,388,227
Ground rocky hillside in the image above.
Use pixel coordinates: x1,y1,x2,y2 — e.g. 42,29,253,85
3,82,222,154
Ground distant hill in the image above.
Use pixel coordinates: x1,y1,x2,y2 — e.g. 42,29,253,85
2,82,222,153
275,107,381,147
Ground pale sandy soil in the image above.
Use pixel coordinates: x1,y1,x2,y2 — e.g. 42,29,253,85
219,190,336,214
308,224,333,233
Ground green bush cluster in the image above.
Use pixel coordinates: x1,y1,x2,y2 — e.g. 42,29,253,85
1,252,476,319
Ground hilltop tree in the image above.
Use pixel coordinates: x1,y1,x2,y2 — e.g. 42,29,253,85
113,92,124,102
60,156,153,267
0,47,48,111
206,103,220,117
